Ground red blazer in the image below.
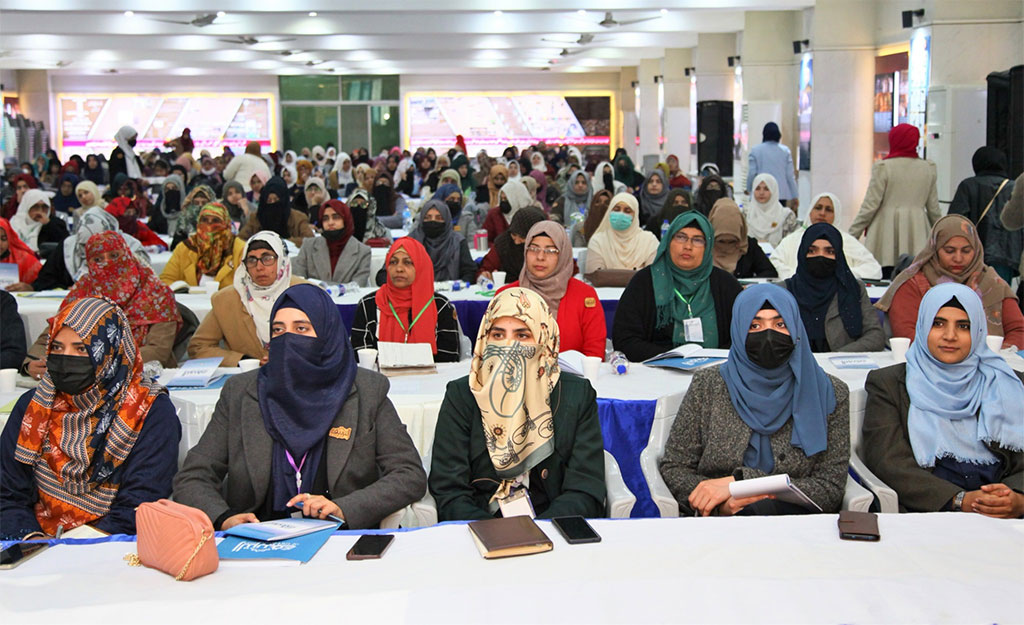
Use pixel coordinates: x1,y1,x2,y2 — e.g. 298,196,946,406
498,278,607,359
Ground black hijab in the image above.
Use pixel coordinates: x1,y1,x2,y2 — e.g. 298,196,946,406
493,207,547,277
971,146,1007,177
694,174,728,216
257,176,292,239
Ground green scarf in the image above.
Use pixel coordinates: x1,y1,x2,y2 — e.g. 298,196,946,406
650,211,719,348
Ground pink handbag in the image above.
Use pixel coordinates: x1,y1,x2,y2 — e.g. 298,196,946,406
125,499,218,581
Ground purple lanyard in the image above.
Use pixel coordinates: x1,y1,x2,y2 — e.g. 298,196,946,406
285,450,308,495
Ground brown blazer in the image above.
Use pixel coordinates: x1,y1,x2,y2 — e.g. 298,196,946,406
187,277,305,366
237,210,315,248
26,321,178,369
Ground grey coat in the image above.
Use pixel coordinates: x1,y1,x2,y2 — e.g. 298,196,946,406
659,366,850,514
293,235,372,287
172,368,426,529
792,281,887,352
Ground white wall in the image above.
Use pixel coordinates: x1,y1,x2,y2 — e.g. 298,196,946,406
399,72,620,94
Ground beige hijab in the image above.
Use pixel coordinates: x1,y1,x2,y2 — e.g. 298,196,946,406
586,192,659,270
709,198,749,273
519,221,574,316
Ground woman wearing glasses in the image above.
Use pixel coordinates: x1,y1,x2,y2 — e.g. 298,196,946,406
613,212,743,362
188,231,305,366
497,221,606,358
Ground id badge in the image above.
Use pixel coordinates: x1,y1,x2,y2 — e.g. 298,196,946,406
498,488,536,519
684,317,704,343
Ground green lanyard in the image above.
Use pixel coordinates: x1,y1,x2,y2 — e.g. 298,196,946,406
387,299,434,342
674,289,694,317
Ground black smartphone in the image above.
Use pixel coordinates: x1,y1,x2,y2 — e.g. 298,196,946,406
837,510,881,542
551,516,601,544
0,542,49,570
346,534,394,560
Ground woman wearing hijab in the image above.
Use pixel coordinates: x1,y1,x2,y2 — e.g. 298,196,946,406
11,189,69,253
189,232,304,366
108,125,143,181
613,153,644,191
584,193,660,287
371,172,407,229
708,198,776,278
222,141,271,195
482,179,532,245
592,160,626,196
692,173,729,216
247,169,269,206
0,218,42,284
347,188,393,247
554,170,592,226
170,184,216,250
744,173,798,247
104,197,166,250
174,283,426,530
221,180,252,224
613,212,743,362
160,202,244,291
351,238,461,363
645,188,694,239
573,189,613,247
476,163,508,210
431,183,465,225
877,214,1023,349
477,207,548,283
450,153,474,195
329,151,355,196
770,192,883,281
2,173,38,220
639,170,670,223
863,284,1024,516
849,123,942,273
82,154,105,185
659,284,850,516
238,176,315,248
528,169,551,213
784,223,885,352
666,154,691,189
0,297,180,539
746,122,799,208
293,200,371,287
52,173,81,215
506,159,522,183
145,173,184,237
497,222,606,358
429,287,605,520
403,198,475,284
949,146,1021,283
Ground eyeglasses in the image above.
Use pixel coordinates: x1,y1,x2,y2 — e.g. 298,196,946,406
672,232,707,247
526,245,560,257
243,253,278,268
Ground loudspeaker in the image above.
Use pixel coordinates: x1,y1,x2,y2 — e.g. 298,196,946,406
697,100,734,178
987,65,1024,178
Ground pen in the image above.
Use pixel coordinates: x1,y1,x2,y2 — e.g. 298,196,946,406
295,501,345,525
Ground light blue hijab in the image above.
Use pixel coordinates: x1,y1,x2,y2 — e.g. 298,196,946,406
906,283,1024,468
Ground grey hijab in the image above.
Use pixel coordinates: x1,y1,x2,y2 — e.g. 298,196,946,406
409,198,463,281
63,207,149,279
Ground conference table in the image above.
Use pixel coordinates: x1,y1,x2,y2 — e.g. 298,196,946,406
0,514,1020,624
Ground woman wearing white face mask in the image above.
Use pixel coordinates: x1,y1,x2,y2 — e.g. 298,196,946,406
584,192,659,287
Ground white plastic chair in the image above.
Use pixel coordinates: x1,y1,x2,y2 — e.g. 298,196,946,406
640,411,681,517
388,400,443,528
604,450,636,518
847,406,899,513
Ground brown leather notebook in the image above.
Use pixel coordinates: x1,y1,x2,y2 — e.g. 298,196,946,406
467,516,553,559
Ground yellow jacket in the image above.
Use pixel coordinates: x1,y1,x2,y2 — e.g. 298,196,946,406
160,237,246,290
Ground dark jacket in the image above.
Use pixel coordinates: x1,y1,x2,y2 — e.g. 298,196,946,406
173,368,427,530
0,391,180,539
30,243,74,291
36,218,69,251
949,174,1021,270
107,146,142,182
429,374,606,521
785,281,887,352
373,237,477,285
732,237,778,279
0,290,27,369
862,363,1024,512
612,265,743,361
350,292,462,363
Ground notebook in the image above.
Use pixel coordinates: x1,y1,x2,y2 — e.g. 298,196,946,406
467,516,553,559
642,345,729,372
162,357,225,388
224,517,339,542
218,521,341,565
728,473,822,512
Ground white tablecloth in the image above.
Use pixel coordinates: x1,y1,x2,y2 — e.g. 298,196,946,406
1,514,1020,624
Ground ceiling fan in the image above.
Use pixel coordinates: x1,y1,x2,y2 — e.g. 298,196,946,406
148,13,222,28
597,11,660,28
540,33,605,46
218,36,297,45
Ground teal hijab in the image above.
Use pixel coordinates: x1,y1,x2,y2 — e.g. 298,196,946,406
650,211,718,348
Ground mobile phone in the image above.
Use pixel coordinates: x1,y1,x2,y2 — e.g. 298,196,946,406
0,542,49,570
837,510,880,542
551,516,601,544
346,534,394,560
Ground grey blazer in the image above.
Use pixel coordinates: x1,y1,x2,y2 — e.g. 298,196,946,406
172,368,426,529
821,281,887,352
293,236,372,287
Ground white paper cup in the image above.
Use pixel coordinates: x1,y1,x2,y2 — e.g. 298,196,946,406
492,271,506,286
889,337,911,363
0,368,16,393
358,349,378,369
582,356,601,384
238,359,260,372
986,335,1003,353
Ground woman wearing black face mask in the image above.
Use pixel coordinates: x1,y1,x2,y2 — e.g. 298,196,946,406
785,223,885,352
0,297,180,539
398,198,475,284
371,173,407,230
659,284,850,516
693,174,730,216
430,183,464,225
238,176,315,248
293,200,371,287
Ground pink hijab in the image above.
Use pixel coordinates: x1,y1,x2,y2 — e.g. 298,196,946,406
529,169,550,212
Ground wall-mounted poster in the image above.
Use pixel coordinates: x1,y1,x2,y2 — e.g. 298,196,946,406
797,54,812,171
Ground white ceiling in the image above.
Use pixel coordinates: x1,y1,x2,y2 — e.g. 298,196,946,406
0,1,814,76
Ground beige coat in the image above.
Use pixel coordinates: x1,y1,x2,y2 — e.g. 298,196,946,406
848,157,942,267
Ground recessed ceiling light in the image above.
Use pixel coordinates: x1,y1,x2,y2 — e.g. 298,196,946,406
577,9,586,15
660,8,668,15
308,11,318,17
493,10,503,16
217,11,226,17
123,10,134,17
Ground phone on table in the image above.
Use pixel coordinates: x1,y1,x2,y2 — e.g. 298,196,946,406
837,510,880,542
346,534,395,560
0,542,49,570
551,516,602,544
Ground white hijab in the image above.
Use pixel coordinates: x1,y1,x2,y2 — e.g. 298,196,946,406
587,192,659,270
283,150,297,166
744,173,789,245
74,180,107,210
498,179,532,225
114,125,142,178
530,152,546,172
233,231,293,345
591,161,624,194
11,189,51,251
331,151,354,186
506,160,522,183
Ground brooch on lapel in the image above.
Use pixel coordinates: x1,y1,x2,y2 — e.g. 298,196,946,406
329,426,352,440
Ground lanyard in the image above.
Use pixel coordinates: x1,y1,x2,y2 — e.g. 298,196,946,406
674,289,694,317
387,299,433,342
285,450,307,494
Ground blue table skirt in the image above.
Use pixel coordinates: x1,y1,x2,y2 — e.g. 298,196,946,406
597,397,659,518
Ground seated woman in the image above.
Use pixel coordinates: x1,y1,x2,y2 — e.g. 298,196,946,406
160,203,244,291
294,200,371,287
644,188,693,239
221,180,251,224
105,197,167,250
393,198,476,285
784,223,885,352
429,288,606,521
584,193,660,287
570,189,612,248
481,179,533,245
497,221,606,358
639,169,670,226
23,233,180,379
431,183,465,226
862,283,1024,516
477,207,547,284
238,176,315,248
877,214,1023,349
708,198,777,278
174,283,426,530
692,173,729,216
0,297,180,539
743,173,798,247
371,173,406,230
0,291,26,369
188,231,304,366
0,218,42,286
613,212,743,361
170,184,216,250
659,284,851,516
347,189,393,247
51,173,81,216
352,238,461,362
553,170,592,226
11,188,69,253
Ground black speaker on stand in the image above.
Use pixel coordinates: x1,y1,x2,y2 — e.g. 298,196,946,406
697,100,734,178
987,65,1023,178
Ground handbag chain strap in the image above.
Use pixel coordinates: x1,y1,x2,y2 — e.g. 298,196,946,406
977,178,1010,225
122,529,212,581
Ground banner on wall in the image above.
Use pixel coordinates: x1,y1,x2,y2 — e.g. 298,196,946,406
56,92,277,160
797,54,813,171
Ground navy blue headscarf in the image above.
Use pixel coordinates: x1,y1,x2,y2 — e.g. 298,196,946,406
258,283,357,510
53,173,82,213
719,284,835,474
785,223,863,346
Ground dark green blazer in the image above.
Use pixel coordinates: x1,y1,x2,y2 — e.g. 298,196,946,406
429,373,606,521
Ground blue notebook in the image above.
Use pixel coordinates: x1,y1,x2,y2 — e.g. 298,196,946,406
218,522,341,564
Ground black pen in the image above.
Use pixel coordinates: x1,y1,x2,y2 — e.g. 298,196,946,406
295,501,345,525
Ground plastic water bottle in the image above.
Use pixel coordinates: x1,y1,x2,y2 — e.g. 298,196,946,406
451,280,466,291
402,207,412,231
608,351,629,375
570,206,586,227
324,284,345,298
660,219,670,240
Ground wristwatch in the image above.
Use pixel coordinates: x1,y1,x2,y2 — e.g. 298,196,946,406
952,490,966,511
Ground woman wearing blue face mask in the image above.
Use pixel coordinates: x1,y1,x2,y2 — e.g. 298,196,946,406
584,192,659,287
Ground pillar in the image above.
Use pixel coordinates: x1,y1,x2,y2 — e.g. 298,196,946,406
637,58,662,169
663,48,694,172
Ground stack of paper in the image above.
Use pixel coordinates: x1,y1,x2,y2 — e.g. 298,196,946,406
162,357,226,388
377,342,436,377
